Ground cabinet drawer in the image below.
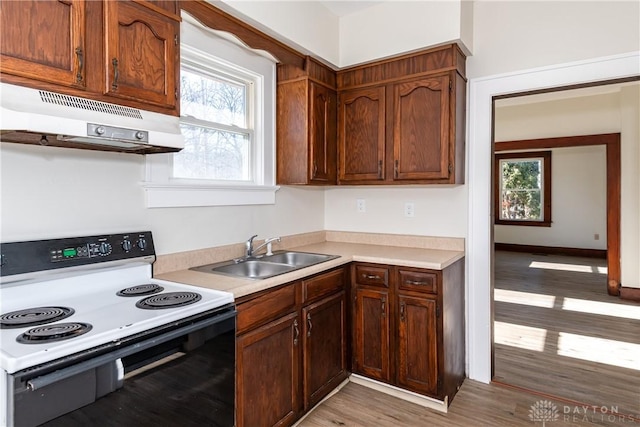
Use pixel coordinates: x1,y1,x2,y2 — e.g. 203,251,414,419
353,264,389,288
397,269,438,294
237,283,297,335
303,268,345,303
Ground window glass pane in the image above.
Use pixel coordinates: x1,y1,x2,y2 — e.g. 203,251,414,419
181,69,246,127
500,159,543,221
174,124,250,181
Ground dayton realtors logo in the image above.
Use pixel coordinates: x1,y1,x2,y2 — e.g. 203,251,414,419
529,400,639,424
529,400,560,426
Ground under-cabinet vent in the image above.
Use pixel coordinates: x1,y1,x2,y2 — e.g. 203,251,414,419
38,91,143,120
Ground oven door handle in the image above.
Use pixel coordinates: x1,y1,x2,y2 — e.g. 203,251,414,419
24,309,236,391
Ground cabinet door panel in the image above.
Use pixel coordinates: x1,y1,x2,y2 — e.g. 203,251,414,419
353,288,390,381
0,0,85,87
309,82,337,183
338,87,385,182
397,295,438,395
105,0,177,108
393,75,450,180
302,292,347,409
237,312,300,427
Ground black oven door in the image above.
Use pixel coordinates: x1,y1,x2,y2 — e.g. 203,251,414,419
10,305,236,427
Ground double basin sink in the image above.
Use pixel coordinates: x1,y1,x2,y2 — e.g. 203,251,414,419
190,251,340,280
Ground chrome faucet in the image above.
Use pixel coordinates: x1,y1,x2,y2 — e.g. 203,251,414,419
245,235,281,258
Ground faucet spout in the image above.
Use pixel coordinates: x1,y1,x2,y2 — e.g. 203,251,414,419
250,236,281,257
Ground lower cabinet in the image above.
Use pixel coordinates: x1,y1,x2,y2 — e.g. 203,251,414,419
302,291,347,409
353,287,390,382
236,312,300,427
351,260,465,402
397,295,438,395
236,266,347,427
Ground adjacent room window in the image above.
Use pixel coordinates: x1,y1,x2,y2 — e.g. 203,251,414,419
144,13,277,208
494,151,552,227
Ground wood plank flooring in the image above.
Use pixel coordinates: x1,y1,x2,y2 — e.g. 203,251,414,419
494,251,640,417
300,251,640,426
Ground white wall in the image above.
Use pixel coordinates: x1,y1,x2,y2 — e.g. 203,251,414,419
219,0,340,66
339,1,467,66
467,1,640,78
494,146,607,250
0,143,325,255
324,186,467,238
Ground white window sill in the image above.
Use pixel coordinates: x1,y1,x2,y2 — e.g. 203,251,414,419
143,183,280,208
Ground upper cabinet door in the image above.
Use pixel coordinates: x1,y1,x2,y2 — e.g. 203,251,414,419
0,0,86,88
104,0,177,109
338,87,386,182
309,82,337,184
392,75,451,181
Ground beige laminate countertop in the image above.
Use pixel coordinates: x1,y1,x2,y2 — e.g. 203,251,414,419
155,241,464,299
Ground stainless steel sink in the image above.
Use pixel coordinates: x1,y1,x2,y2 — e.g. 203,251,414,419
190,251,339,280
261,251,335,266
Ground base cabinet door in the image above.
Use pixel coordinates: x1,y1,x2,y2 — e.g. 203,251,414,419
236,312,301,427
302,291,347,410
353,288,390,382
397,295,439,395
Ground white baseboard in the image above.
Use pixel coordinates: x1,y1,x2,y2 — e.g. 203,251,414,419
349,374,448,413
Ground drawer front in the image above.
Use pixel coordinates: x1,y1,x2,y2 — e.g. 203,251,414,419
353,264,389,288
303,267,345,303
237,283,297,335
397,269,438,294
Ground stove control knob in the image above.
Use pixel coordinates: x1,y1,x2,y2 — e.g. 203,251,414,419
121,239,132,252
136,238,148,250
98,242,112,255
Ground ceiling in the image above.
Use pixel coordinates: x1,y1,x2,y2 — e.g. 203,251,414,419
319,1,382,16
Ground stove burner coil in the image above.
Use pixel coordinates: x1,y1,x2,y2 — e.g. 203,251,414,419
117,283,164,297
136,292,202,310
17,322,92,344
0,307,75,329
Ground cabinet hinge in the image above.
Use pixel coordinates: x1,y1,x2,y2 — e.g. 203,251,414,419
448,163,453,173
436,307,441,318
175,89,178,100
174,35,178,46
449,80,452,91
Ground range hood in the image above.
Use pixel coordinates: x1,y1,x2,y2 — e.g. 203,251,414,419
0,83,184,154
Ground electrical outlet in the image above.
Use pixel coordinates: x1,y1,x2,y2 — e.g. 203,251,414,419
357,199,366,213
404,202,415,217
594,233,600,240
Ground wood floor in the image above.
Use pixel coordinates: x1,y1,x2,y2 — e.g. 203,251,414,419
300,252,640,426
494,251,640,417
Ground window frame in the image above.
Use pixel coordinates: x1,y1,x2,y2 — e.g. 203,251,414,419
494,151,552,227
143,12,278,208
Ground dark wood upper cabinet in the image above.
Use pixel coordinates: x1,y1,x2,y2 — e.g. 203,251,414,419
104,0,178,109
277,58,337,185
0,0,86,88
338,87,386,182
337,43,466,185
393,75,451,181
0,0,180,116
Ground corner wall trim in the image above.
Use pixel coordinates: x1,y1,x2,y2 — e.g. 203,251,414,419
494,243,607,259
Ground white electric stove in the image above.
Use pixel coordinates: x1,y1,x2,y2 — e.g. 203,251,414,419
0,231,236,427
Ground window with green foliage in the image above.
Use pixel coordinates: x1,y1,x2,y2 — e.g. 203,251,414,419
494,151,552,227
